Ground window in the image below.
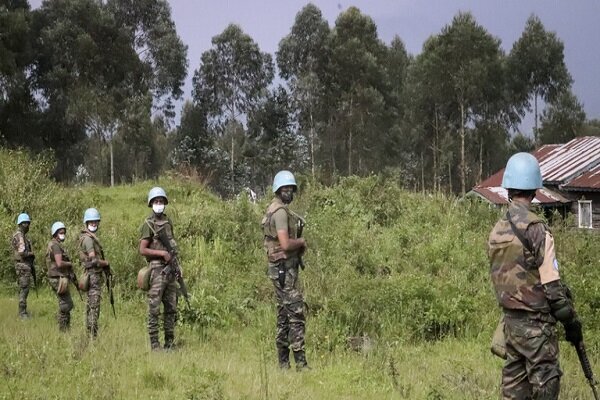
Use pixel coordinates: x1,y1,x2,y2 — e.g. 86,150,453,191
578,200,592,229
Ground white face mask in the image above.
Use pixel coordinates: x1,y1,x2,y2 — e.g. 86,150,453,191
152,204,165,214
57,234,66,242
87,224,98,233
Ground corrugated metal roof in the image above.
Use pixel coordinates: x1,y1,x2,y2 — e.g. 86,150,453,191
562,163,600,190
472,186,570,205
539,136,600,184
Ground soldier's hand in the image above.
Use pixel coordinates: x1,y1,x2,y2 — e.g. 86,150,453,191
163,251,172,263
564,319,583,345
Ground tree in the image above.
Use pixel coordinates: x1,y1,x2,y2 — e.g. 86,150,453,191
408,13,506,193
328,7,389,175
508,14,572,144
277,3,330,179
538,89,586,144
192,24,274,194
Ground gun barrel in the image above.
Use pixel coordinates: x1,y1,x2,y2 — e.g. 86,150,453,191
576,342,600,400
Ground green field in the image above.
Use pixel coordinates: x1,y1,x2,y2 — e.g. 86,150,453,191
1,151,600,399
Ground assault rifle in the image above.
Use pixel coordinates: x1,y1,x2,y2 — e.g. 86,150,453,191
70,271,84,301
31,263,38,297
97,246,116,318
157,230,191,308
575,341,599,400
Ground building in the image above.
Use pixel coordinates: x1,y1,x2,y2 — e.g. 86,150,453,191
469,136,600,229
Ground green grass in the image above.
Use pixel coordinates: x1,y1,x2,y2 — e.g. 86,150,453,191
2,151,600,398
0,294,598,399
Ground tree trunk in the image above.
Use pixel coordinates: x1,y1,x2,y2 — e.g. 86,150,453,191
460,102,466,195
534,92,538,145
110,140,114,187
310,109,315,180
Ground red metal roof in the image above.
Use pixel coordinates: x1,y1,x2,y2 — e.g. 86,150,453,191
539,137,600,184
472,137,600,205
471,186,569,205
562,163,600,190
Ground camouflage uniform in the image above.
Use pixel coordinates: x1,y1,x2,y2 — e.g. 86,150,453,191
46,238,74,331
262,197,307,369
488,200,563,399
11,228,34,318
140,213,178,350
79,230,107,337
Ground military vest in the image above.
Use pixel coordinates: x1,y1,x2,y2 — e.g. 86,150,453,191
46,238,70,278
488,202,550,313
143,214,176,262
261,197,300,263
78,230,104,273
12,230,32,263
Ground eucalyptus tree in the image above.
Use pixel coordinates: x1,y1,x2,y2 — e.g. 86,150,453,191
0,0,38,148
192,24,274,193
328,7,389,175
277,3,330,178
538,89,586,144
508,14,572,144
411,12,505,193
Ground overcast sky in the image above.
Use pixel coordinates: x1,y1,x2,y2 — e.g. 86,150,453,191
30,0,600,133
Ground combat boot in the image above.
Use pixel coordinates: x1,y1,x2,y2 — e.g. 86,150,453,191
164,334,176,351
18,306,30,319
150,337,161,351
293,350,310,372
278,348,290,369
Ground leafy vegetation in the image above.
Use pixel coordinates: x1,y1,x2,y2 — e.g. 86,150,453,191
1,150,600,398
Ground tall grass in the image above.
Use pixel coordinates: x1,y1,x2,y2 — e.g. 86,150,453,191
1,149,600,398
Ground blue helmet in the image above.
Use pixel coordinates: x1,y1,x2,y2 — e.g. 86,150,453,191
51,221,66,237
17,213,31,225
147,187,168,207
83,208,101,223
272,170,297,193
502,152,543,190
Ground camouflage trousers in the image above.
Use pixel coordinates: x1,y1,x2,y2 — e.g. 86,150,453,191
502,314,562,400
15,263,32,316
147,264,178,348
86,271,104,337
48,277,74,331
269,259,306,354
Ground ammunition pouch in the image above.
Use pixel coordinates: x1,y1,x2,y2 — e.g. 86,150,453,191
57,276,70,295
78,271,90,292
490,316,507,359
137,266,152,291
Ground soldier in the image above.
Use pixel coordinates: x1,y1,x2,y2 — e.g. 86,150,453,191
139,187,178,351
488,152,583,399
79,208,111,337
46,221,75,332
262,170,309,371
11,213,35,319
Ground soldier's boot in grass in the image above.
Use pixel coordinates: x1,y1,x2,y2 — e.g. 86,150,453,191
164,333,175,351
293,350,310,371
150,336,161,351
18,305,30,319
278,348,290,369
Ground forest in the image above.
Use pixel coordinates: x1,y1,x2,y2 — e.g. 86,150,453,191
2,1,599,195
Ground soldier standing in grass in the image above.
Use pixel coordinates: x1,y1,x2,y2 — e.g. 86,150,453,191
11,213,35,319
262,170,309,371
139,187,178,351
46,222,75,332
488,152,583,399
79,208,111,337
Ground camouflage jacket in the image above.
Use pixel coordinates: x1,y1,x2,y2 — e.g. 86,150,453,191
11,229,33,264
488,200,561,314
46,238,71,278
78,230,105,273
261,197,301,264
140,213,177,262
